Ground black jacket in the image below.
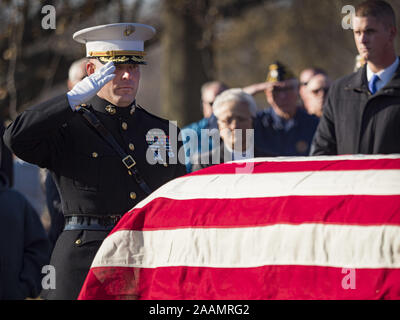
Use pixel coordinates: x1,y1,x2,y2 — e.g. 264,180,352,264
0,121,13,187
311,63,400,155
3,94,186,218
0,180,51,299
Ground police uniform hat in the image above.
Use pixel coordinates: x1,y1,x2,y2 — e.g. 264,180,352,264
73,23,156,65
266,61,296,83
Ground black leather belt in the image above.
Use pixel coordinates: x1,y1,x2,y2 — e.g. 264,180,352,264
64,215,122,231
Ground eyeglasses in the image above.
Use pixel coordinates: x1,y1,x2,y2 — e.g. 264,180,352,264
311,87,330,95
218,116,251,126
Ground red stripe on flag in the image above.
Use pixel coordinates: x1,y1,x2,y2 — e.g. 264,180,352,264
79,265,400,300
112,195,400,233
187,159,400,176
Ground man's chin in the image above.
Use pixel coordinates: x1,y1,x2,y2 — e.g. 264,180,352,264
113,95,136,107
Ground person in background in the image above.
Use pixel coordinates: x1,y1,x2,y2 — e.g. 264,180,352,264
304,73,332,118
354,54,367,72
13,155,47,217
245,61,319,156
67,58,87,90
191,88,271,172
299,67,327,113
181,81,228,173
0,119,13,187
0,134,50,300
311,0,400,155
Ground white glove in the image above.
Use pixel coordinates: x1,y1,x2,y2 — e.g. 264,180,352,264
66,61,116,110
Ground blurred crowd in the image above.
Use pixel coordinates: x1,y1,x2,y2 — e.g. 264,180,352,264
182,62,334,172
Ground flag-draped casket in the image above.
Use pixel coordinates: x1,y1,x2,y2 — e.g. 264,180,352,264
78,155,400,300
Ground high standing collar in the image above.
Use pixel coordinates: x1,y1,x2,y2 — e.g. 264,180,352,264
86,95,136,118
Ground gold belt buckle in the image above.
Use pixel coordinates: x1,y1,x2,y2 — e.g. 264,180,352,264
122,155,136,169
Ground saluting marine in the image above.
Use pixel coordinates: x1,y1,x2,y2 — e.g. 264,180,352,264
4,23,186,300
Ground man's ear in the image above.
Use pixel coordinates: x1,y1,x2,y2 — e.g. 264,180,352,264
86,61,96,76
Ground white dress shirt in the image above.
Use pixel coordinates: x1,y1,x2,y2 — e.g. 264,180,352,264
366,57,399,93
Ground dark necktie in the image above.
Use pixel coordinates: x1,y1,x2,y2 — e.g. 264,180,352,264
368,74,380,95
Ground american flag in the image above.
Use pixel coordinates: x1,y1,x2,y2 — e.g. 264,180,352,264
78,154,400,300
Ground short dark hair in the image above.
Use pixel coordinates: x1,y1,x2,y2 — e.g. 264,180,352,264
356,0,396,28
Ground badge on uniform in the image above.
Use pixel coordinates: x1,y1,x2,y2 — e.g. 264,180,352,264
145,129,175,165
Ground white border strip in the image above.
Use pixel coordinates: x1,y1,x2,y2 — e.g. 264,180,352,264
134,169,400,209
93,224,400,269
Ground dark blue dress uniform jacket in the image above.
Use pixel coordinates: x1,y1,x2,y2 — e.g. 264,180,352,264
3,94,186,299
3,94,186,217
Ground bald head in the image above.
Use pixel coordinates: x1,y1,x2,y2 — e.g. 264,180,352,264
68,58,88,90
201,81,229,118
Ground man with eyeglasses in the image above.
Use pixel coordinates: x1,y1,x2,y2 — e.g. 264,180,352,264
191,88,271,172
304,73,332,118
248,61,319,156
299,67,327,113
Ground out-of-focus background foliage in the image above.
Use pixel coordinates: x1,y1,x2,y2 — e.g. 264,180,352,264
1,0,399,127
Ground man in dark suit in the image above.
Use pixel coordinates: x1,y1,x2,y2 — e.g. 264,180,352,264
4,23,186,299
311,0,400,155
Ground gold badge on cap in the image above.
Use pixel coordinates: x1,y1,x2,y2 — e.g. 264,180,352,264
266,61,295,83
124,25,135,37
267,64,279,82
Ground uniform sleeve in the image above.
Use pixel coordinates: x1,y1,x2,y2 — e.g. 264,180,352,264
19,199,51,299
3,94,74,169
309,89,338,156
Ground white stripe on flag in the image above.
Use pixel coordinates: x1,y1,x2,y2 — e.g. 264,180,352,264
92,224,400,269
135,169,400,208
231,154,400,164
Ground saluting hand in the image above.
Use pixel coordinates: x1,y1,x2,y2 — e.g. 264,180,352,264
67,61,116,110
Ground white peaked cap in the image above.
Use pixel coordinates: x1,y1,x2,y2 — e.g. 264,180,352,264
72,23,156,64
